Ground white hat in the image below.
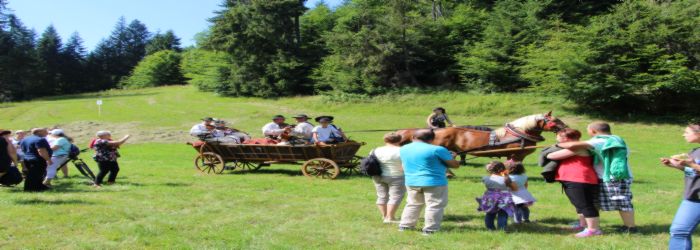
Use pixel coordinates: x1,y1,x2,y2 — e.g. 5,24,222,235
96,131,111,137
50,129,64,136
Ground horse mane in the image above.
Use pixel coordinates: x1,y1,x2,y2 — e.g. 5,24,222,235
493,114,545,138
508,114,545,131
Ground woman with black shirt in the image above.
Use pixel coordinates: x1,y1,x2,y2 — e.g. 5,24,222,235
661,122,700,250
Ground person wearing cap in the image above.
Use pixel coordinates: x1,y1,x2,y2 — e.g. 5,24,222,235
20,128,52,192
190,117,215,139
0,130,18,179
312,117,347,145
93,131,130,187
292,114,314,142
43,129,72,186
262,115,291,140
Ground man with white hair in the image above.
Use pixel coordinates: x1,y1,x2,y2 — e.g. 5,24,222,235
93,131,130,187
19,128,52,192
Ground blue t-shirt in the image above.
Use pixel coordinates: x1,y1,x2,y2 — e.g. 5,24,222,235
20,135,52,161
400,141,453,187
50,137,72,157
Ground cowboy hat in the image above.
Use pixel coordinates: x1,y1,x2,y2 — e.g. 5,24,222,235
292,114,311,119
314,116,334,123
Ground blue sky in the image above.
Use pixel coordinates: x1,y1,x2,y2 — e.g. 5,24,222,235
6,0,344,51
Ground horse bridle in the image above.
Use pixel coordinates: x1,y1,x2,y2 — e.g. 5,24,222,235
541,116,562,132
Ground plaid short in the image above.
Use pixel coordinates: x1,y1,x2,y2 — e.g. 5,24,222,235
597,179,634,211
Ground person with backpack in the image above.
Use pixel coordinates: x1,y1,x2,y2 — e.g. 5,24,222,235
369,132,405,224
560,122,637,233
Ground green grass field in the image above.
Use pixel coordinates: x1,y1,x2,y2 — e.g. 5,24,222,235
0,86,693,249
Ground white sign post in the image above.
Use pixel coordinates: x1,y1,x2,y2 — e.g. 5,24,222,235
96,99,103,117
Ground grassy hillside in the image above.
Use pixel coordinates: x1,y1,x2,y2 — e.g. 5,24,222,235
0,86,693,249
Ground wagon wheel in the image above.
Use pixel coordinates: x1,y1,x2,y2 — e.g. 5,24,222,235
198,143,213,155
341,155,362,176
194,152,225,174
235,161,263,172
302,158,340,179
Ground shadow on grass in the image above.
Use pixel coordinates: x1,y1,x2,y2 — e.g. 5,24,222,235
538,217,669,235
15,198,95,205
629,224,670,235
15,182,97,193
506,221,572,235
538,217,574,225
443,214,481,222
226,168,304,177
162,182,191,187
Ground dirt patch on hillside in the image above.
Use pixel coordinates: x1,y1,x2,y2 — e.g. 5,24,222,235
50,121,192,145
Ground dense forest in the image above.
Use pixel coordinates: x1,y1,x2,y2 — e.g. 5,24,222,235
0,0,185,101
2,0,700,115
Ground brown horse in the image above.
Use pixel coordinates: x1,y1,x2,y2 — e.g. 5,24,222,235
396,112,568,163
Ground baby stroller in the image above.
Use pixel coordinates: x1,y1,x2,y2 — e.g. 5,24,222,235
57,144,97,184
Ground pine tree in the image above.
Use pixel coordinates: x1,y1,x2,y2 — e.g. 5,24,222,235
124,19,150,69
88,17,149,89
207,0,308,97
2,14,38,100
35,25,63,97
146,30,181,55
60,32,87,93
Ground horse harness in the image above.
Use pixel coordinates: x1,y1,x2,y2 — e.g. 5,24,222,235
458,123,546,155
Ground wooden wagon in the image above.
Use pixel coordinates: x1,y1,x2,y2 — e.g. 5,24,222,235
188,141,365,179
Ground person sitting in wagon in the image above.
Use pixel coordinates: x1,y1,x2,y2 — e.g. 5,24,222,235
291,114,314,144
214,119,250,144
312,117,348,145
262,115,292,141
190,117,215,140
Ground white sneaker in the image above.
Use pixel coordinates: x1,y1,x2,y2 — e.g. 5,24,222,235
384,219,401,224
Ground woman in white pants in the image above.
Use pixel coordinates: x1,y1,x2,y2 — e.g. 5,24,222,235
372,133,406,223
43,129,71,186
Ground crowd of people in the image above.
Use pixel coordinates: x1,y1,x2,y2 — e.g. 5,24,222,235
189,114,348,146
0,127,130,191
367,121,645,239
3,111,698,248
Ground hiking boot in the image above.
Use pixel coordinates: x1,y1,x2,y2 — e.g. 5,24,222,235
422,230,436,236
398,226,414,232
575,229,603,238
